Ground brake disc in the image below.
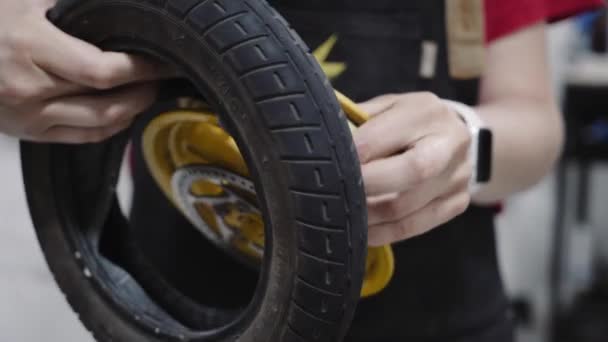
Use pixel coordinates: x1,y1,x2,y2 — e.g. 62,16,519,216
172,165,263,265
142,94,395,298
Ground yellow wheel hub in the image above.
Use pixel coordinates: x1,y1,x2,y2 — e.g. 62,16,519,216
142,92,394,298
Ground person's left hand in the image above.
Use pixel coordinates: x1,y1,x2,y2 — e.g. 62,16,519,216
354,92,473,246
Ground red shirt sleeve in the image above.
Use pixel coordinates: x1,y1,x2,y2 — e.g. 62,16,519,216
485,0,605,42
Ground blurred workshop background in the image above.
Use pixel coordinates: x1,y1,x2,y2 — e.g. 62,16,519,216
2,9,608,342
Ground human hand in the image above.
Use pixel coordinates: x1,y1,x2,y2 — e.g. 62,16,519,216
354,92,473,246
0,0,167,143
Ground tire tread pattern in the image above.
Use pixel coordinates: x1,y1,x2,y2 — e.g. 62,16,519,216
45,0,367,341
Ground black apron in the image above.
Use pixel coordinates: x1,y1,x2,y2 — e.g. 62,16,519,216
129,0,514,340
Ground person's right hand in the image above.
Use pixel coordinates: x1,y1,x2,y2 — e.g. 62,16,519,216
0,0,167,143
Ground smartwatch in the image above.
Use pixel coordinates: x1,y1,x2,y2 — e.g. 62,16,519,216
443,100,493,193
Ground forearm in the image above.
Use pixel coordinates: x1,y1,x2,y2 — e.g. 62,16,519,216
472,98,564,204
467,21,564,204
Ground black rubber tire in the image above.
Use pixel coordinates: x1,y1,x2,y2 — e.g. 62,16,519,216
20,0,367,341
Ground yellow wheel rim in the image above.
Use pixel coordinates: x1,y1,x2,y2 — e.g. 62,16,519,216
142,94,394,297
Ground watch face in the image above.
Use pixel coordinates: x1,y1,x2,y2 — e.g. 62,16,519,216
477,128,493,183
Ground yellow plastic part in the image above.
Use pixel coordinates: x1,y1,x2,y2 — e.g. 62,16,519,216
142,93,394,298
335,90,369,126
362,246,395,297
313,35,347,80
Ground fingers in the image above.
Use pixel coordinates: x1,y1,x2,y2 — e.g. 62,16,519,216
367,161,471,226
367,189,471,247
367,193,399,206
357,94,399,116
31,0,56,11
28,64,85,99
31,19,169,89
0,3,167,143
361,135,458,196
38,82,157,129
354,92,446,163
356,92,476,245
368,186,436,227
0,59,85,105
34,118,134,144
17,82,156,142
3,78,156,144
0,14,168,108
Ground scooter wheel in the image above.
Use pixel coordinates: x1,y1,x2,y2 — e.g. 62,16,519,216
20,0,367,341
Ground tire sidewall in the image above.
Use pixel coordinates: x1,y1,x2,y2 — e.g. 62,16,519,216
23,0,367,341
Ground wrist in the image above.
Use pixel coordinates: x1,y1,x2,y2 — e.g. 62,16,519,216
442,100,493,195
